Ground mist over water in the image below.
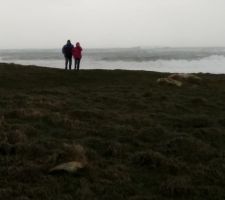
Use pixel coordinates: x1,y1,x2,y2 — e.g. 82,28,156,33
1,47,225,74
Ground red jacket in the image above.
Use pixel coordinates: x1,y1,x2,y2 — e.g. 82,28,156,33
72,46,83,59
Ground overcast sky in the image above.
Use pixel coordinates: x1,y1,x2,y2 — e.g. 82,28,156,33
0,0,225,49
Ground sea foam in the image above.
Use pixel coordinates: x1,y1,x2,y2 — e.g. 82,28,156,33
0,48,225,74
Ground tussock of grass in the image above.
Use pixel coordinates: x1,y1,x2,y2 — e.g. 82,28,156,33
1,63,225,199
160,175,192,197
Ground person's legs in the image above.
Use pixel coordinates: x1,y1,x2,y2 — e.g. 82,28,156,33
65,57,69,70
75,59,80,70
74,59,78,70
68,56,72,70
77,59,81,70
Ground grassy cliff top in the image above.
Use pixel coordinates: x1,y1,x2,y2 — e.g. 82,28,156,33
1,63,225,200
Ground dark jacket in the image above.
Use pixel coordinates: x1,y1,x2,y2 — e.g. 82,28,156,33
62,43,74,57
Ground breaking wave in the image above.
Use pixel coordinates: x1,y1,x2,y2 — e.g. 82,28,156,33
1,47,225,73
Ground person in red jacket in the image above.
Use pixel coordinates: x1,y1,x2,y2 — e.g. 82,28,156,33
72,42,83,70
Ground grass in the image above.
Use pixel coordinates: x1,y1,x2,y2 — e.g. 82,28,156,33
1,63,225,199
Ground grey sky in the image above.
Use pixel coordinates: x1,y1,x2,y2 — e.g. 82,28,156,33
0,0,225,48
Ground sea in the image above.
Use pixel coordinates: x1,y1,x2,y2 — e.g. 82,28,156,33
1,47,225,74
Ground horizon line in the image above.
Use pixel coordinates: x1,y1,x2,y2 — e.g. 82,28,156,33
1,46,225,50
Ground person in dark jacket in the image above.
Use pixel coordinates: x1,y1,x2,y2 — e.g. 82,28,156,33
62,40,74,70
72,42,83,70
